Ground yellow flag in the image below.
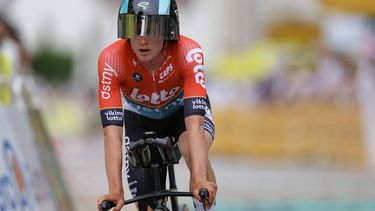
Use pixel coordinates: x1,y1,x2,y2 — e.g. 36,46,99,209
0,53,12,106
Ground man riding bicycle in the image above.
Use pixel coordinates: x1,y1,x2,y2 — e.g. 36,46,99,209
97,0,217,210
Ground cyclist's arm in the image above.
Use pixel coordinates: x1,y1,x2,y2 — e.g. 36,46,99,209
103,126,124,195
180,40,217,205
181,41,209,184
181,40,212,187
97,49,125,210
185,115,207,185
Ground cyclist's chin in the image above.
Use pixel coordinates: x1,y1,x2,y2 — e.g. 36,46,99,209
136,54,157,63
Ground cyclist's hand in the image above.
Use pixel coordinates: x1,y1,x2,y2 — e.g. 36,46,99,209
97,192,124,211
193,181,218,209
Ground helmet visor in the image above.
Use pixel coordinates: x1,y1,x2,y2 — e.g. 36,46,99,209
118,14,178,40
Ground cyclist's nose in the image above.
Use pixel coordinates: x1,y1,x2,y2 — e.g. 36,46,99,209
138,36,148,45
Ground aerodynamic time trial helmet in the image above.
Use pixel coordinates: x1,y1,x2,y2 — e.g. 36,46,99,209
118,0,180,40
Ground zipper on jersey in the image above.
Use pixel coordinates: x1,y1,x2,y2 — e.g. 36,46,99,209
151,72,162,118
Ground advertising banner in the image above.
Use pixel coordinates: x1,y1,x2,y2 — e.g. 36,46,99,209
0,105,58,210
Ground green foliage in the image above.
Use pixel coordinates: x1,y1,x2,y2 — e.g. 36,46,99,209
31,47,74,84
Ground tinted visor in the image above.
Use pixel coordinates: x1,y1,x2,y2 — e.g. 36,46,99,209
118,14,178,40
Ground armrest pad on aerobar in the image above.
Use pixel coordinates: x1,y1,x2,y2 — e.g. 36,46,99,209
153,137,182,163
128,136,182,167
149,137,169,147
129,139,145,151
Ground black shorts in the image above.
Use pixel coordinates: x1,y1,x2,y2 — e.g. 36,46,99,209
123,108,215,210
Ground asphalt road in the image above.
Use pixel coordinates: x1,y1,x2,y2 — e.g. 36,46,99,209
56,135,375,211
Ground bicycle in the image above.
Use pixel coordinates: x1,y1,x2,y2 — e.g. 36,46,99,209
100,131,209,211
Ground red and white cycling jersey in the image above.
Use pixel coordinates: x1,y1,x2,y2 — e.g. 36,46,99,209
98,35,211,127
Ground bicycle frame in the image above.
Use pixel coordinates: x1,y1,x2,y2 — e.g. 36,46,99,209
123,163,193,210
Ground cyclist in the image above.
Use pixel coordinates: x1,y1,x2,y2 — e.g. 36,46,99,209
96,0,217,210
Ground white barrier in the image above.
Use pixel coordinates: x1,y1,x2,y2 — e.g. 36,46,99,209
0,105,57,210
0,68,73,210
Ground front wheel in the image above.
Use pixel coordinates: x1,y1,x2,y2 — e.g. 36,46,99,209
178,204,189,211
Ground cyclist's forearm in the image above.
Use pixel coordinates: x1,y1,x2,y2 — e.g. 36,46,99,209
104,127,124,194
185,116,208,184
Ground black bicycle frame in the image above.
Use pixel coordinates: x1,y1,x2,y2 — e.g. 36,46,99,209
123,163,193,211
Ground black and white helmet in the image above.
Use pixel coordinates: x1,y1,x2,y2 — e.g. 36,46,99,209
118,0,180,40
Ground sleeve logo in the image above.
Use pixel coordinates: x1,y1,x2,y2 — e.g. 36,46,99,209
101,63,118,100
185,48,206,89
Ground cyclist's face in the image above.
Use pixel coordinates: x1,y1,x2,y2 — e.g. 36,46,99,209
130,36,164,64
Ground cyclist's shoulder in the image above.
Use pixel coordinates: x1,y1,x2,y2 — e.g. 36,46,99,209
171,35,205,63
175,35,202,50
99,39,129,59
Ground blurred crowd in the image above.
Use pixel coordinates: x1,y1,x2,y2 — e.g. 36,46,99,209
0,14,29,72
253,45,357,106
213,18,375,108
0,14,29,106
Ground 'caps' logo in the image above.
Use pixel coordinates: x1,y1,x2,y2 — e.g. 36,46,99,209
133,72,143,82
138,2,150,9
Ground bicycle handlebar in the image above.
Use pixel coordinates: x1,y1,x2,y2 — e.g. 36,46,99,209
99,188,208,211
100,200,116,211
